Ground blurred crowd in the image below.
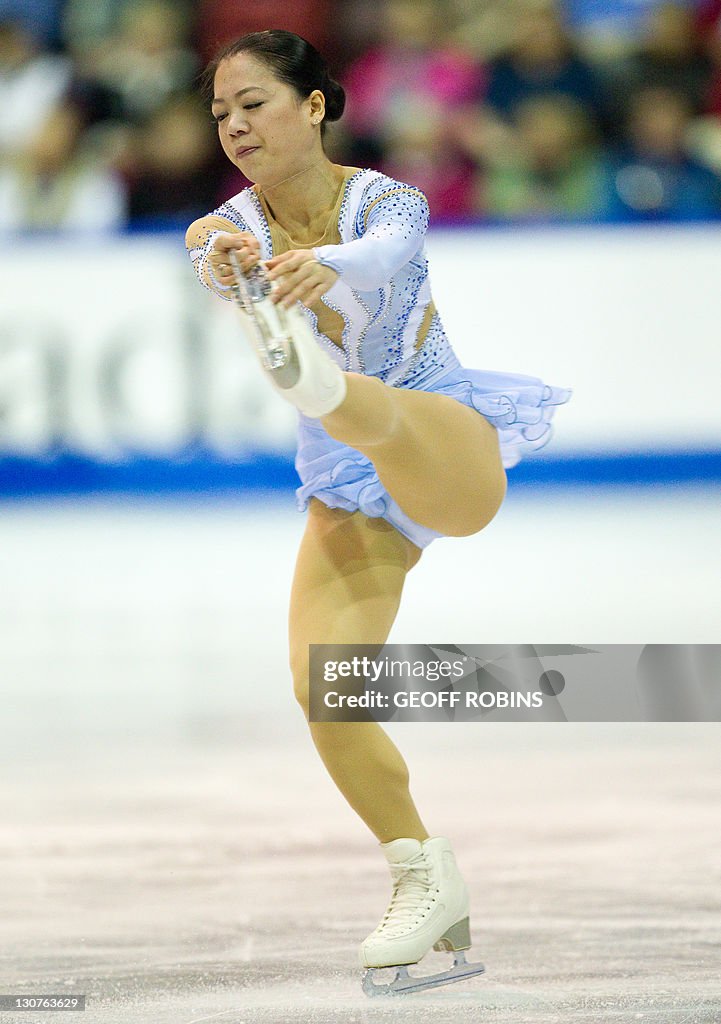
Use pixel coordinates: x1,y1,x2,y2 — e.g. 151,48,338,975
2,0,721,230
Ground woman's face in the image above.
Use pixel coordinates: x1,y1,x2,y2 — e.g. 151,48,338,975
211,53,320,186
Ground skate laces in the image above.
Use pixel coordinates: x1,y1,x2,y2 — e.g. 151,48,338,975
379,852,437,934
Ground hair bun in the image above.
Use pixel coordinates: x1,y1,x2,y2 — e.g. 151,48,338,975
324,78,346,122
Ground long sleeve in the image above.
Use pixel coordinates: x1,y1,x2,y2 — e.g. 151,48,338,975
185,212,249,300
313,186,430,292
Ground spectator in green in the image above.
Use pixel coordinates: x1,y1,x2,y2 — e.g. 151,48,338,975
479,95,606,220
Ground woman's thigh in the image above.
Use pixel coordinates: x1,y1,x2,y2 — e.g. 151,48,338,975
288,499,421,715
370,388,508,537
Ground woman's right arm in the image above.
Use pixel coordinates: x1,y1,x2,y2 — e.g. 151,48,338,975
185,215,261,299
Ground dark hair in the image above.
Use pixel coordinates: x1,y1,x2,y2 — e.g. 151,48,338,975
201,29,345,135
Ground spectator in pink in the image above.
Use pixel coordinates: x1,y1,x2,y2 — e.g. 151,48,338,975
342,0,483,217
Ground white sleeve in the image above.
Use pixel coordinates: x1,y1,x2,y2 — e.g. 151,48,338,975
313,186,430,291
186,210,253,300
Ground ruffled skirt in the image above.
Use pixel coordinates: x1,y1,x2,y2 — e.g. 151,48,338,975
294,365,573,549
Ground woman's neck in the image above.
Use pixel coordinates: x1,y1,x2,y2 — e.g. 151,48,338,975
255,160,345,239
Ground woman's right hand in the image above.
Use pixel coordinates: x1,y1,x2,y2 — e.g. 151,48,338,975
209,231,261,286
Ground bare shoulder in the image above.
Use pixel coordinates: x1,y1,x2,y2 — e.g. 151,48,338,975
185,213,240,250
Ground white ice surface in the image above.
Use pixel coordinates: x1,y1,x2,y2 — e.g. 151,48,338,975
0,485,719,1023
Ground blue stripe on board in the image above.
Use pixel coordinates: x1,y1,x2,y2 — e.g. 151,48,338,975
0,449,719,497
0,452,298,497
509,449,721,487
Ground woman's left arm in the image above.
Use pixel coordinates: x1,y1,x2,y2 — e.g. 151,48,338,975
314,186,430,291
265,187,430,304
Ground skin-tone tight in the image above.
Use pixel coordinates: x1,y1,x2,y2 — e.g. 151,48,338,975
289,372,507,843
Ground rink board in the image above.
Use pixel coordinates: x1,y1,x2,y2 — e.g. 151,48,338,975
1,226,721,493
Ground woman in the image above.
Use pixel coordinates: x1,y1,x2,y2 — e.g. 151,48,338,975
186,29,572,992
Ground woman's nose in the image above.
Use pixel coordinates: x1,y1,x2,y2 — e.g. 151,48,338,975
227,113,249,136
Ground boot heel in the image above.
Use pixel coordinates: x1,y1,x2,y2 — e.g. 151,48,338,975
433,916,471,952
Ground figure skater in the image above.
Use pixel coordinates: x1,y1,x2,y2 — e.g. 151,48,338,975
186,29,573,995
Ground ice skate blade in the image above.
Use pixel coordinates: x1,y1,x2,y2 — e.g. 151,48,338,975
361,950,485,997
228,253,300,383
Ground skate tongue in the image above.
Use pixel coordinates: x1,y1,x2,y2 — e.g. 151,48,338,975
381,838,424,865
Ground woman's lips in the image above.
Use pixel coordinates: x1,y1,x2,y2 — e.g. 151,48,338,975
236,146,259,158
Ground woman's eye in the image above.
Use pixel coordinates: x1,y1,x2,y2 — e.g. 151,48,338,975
213,102,262,124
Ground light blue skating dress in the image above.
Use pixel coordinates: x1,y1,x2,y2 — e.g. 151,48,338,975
188,167,573,548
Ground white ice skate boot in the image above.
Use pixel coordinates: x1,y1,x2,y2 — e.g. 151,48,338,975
360,836,485,996
228,253,346,418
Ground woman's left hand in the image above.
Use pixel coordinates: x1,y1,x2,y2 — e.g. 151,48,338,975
265,250,339,309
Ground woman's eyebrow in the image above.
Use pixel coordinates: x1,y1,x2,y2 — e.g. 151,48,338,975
211,86,268,108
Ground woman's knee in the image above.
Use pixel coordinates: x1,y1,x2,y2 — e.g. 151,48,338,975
423,461,507,538
457,464,508,536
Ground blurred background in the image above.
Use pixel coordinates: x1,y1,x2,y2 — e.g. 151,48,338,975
3,0,721,229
